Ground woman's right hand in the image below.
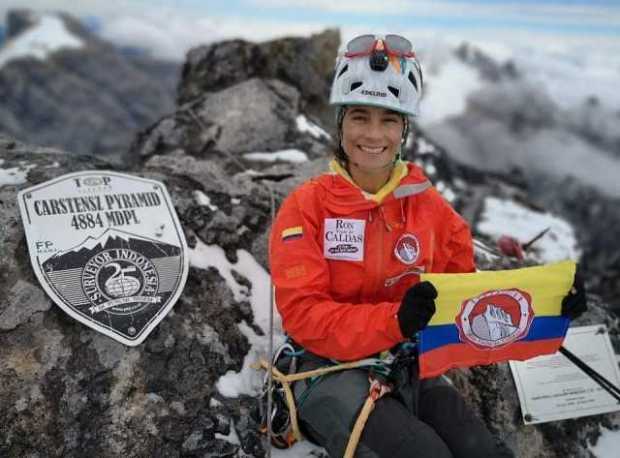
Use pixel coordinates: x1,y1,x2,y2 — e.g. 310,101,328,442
397,281,438,338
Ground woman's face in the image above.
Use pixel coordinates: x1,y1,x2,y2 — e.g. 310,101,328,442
341,106,404,172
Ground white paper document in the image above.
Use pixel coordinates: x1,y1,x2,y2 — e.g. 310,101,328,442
509,325,620,424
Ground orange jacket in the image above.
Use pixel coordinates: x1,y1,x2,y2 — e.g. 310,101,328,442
269,160,475,361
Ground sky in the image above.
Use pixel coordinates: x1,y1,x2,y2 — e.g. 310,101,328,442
0,0,619,61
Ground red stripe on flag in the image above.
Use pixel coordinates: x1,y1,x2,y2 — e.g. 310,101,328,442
419,337,565,379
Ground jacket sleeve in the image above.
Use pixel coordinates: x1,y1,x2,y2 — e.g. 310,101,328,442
441,204,476,274
269,189,405,361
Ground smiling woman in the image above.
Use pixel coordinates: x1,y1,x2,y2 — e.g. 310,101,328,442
268,34,515,457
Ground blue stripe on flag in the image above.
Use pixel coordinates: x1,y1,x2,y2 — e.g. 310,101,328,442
420,316,569,354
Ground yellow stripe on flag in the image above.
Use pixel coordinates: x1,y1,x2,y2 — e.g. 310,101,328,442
421,261,576,326
282,226,303,239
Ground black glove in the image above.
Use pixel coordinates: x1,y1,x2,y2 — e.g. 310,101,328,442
561,270,587,320
397,281,438,338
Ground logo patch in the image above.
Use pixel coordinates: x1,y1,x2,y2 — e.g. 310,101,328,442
323,218,365,261
456,289,534,349
17,171,189,346
361,89,387,97
394,233,420,265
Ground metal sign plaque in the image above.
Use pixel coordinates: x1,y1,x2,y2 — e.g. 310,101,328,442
17,171,189,346
510,325,620,424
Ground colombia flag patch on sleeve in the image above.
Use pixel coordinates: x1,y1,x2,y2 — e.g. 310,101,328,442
282,226,303,242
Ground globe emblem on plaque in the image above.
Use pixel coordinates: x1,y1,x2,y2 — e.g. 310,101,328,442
81,248,160,316
103,262,141,298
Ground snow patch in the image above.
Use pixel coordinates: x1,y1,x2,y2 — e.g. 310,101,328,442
589,426,620,458
189,239,285,397
271,440,327,457
189,242,249,304
0,162,36,186
216,320,282,397
477,197,580,263
423,162,437,176
193,190,218,211
0,14,84,69
243,149,308,164
416,137,438,155
215,422,241,445
296,114,331,140
442,187,456,204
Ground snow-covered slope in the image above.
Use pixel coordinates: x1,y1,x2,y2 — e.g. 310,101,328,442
0,13,83,69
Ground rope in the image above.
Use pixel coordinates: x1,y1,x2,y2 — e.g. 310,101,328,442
266,183,276,458
344,395,376,458
344,378,392,458
258,357,391,456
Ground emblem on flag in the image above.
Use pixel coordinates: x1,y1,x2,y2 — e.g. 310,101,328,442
456,289,534,350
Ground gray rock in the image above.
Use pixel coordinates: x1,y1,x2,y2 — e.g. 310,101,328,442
6,9,39,39
178,29,339,129
0,280,51,330
455,42,520,82
132,77,332,169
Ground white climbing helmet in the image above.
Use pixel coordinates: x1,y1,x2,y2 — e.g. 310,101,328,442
329,34,424,116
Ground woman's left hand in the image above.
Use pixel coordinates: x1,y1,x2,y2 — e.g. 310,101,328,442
561,270,587,320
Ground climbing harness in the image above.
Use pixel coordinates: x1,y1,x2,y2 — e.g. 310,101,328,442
257,339,419,456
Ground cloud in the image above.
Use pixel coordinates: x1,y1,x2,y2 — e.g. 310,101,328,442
98,8,329,61
245,0,620,29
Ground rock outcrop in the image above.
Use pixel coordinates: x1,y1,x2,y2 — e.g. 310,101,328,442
177,29,339,133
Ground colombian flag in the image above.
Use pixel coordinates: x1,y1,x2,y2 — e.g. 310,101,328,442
418,261,575,379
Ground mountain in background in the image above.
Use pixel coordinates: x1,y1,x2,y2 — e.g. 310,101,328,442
0,9,178,165
419,41,620,199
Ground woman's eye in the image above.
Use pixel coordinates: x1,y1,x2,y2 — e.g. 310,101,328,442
384,118,399,123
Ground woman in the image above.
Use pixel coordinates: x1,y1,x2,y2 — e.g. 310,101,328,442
268,34,583,457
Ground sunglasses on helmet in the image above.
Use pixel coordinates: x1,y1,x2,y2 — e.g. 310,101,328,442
344,34,416,59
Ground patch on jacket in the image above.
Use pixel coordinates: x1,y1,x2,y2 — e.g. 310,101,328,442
394,233,421,265
282,226,303,242
323,218,365,262
285,264,307,279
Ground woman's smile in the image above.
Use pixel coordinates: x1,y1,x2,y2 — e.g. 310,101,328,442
358,145,387,154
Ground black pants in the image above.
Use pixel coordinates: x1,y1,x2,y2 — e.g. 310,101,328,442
294,360,513,458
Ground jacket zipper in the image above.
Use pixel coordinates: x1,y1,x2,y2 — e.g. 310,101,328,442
376,210,385,301
384,266,426,287
374,207,393,300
